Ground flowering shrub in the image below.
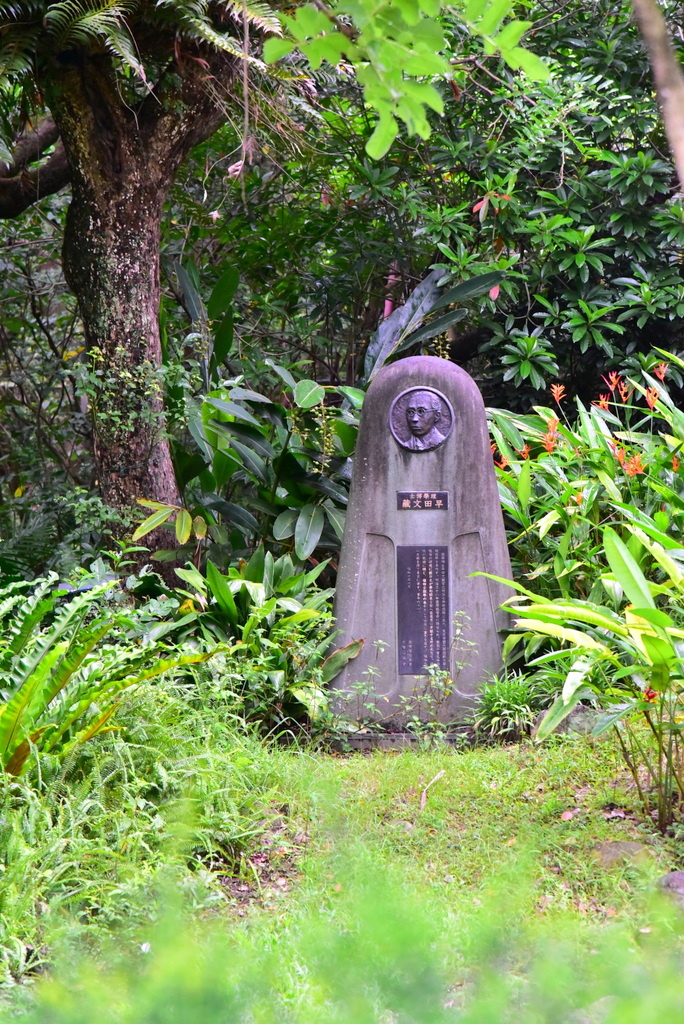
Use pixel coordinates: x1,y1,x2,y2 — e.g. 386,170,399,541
488,354,684,602
488,353,684,828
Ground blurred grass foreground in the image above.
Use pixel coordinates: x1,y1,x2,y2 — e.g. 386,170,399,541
8,739,684,1024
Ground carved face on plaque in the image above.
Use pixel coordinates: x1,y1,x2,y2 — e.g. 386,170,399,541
389,387,454,452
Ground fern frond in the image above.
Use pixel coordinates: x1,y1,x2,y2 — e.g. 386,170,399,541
43,0,139,49
176,13,270,69
215,0,281,36
0,0,44,20
104,21,148,82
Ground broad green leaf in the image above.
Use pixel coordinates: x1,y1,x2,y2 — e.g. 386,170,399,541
294,379,325,409
428,272,505,313
193,516,207,539
493,18,530,49
175,263,204,324
603,527,655,610
336,386,365,409
537,510,560,540
294,504,324,560
264,358,296,390
516,458,531,512
206,560,238,626
505,45,551,81
289,685,328,719
229,438,267,483
213,310,234,364
175,510,192,545
366,113,399,160
132,507,174,542
535,687,593,742
514,601,627,635
325,505,346,540
400,308,467,349
263,37,295,62
320,638,364,684
561,657,593,704
207,267,239,321
136,498,176,510
205,397,260,427
472,0,513,34
276,609,321,626
513,618,611,653
273,509,299,541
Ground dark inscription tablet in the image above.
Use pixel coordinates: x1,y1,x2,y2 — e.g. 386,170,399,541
397,491,449,510
397,545,450,674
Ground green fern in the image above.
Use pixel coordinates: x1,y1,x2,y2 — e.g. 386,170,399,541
0,574,219,775
43,0,139,47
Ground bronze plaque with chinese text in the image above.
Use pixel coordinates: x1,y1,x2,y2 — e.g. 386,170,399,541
397,545,450,674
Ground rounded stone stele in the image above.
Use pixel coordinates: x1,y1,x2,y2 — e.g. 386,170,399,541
389,386,454,453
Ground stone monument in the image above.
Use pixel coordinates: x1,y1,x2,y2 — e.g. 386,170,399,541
331,355,512,726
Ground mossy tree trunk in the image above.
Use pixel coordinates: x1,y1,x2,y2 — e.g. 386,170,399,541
42,50,233,517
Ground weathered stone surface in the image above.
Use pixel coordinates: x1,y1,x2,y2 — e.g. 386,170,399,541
331,356,512,726
592,840,653,868
657,870,684,909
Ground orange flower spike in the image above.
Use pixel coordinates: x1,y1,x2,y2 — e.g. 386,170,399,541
624,453,646,477
490,440,497,455
517,443,531,460
654,362,668,382
573,492,584,505
602,371,621,393
645,387,659,410
547,416,560,433
550,383,566,405
495,455,509,469
673,455,680,472
594,394,610,411
617,381,633,403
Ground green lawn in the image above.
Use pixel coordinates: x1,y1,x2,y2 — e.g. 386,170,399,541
6,726,684,1022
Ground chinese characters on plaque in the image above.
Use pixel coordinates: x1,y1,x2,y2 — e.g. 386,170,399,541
397,545,450,675
397,491,449,511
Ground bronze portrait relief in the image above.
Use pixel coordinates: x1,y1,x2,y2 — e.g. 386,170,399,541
389,386,454,452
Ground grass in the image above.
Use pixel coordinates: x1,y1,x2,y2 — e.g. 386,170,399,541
2,703,684,1020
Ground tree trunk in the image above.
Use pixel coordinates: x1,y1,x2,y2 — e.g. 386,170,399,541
41,49,234,521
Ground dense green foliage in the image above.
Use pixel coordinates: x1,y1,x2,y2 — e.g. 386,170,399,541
3,0,684,1017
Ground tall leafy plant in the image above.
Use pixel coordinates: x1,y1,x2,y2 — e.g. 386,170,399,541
0,575,213,776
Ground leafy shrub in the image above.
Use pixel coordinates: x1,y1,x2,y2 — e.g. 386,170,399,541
493,354,684,827
473,670,554,742
0,574,212,776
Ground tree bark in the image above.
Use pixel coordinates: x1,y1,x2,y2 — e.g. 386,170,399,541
39,49,235,519
631,0,684,191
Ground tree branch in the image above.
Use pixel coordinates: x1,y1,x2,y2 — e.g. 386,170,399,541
1,118,61,175
0,141,70,218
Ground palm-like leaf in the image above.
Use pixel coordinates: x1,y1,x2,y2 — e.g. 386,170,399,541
0,575,219,775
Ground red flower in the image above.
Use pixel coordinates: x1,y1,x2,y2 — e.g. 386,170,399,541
542,416,560,454
644,687,658,702
654,362,668,381
645,387,659,410
673,455,681,472
624,453,646,477
593,393,610,411
618,381,633,404
550,383,566,405
602,371,621,393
